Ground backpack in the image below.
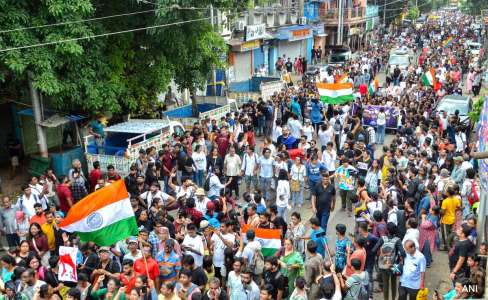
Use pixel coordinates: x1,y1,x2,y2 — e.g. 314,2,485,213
467,180,480,206
250,249,265,275
378,236,399,270
348,274,369,300
318,275,335,299
203,174,211,192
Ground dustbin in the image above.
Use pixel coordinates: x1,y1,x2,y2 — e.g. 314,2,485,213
29,156,50,177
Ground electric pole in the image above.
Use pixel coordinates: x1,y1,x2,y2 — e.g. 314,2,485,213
337,0,343,45
28,71,48,158
210,4,218,103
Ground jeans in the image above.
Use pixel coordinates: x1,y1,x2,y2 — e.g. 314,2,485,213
245,175,258,192
441,223,453,249
316,210,330,233
380,269,397,300
421,240,432,267
339,189,353,211
259,177,273,201
277,205,288,222
194,170,205,187
376,125,385,145
257,116,265,136
461,197,471,218
398,286,419,300
366,265,374,299
6,233,19,247
291,182,304,207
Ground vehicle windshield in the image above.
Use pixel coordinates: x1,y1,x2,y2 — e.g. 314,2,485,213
388,55,409,66
436,100,469,115
469,44,480,50
330,55,346,62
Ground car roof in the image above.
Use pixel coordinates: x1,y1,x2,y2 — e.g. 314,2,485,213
441,95,470,102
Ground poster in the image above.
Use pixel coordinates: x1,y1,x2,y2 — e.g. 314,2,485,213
58,246,78,282
261,80,284,101
477,96,488,190
361,105,399,129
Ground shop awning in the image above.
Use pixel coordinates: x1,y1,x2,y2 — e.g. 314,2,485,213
17,108,86,127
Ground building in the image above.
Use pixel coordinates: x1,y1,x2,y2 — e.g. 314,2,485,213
319,0,367,50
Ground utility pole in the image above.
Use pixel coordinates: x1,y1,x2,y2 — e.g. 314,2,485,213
383,0,387,25
28,71,48,158
337,0,344,45
210,4,218,103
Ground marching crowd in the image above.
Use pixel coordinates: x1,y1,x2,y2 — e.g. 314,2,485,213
0,7,486,300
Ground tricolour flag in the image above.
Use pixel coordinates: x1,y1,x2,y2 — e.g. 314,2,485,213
241,224,281,256
421,68,436,87
59,180,138,246
317,82,354,104
368,78,379,97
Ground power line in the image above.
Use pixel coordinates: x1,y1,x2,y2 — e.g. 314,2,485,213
0,8,159,34
0,17,210,53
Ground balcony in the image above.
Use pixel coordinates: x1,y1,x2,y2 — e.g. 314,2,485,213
319,6,366,26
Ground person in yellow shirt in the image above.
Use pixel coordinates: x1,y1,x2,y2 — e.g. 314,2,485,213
41,211,57,252
440,186,461,251
158,282,181,300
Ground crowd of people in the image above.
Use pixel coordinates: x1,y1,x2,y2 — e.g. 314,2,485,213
0,7,486,300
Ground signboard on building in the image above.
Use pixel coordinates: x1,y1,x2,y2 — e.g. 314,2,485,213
261,80,284,101
240,40,261,52
289,28,312,41
245,24,266,41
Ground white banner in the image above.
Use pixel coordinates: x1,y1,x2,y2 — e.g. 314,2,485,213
261,80,284,101
245,24,266,41
58,246,78,282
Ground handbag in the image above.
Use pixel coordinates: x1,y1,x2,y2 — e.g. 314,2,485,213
290,179,301,192
416,288,428,300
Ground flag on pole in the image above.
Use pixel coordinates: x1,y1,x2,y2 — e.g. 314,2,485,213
241,224,281,256
421,68,436,87
441,36,454,48
316,82,354,104
59,180,138,246
368,78,379,97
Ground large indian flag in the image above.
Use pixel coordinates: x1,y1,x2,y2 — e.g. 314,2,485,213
241,224,281,256
368,78,379,97
59,180,138,246
421,68,436,87
317,82,354,104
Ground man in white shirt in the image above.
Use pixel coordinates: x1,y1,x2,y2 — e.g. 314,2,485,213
399,240,426,299
402,218,420,249
241,146,259,193
224,146,242,197
195,188,211,215
287,114,303,139
139,182,173,210
322,142,336,175
17,184,48,219
211,222,235,276
181,224,205,267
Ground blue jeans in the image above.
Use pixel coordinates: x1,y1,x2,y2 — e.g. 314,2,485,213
291,182,304,206
257,116,265,136
277,205,288,222
421,240,433,267
316,210,330,233
259,177,273,201
376,125,385,145
194,170,205,187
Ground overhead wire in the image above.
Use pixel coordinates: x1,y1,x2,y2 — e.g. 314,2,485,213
0,17,210,53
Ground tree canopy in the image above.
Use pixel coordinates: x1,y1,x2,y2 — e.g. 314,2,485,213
0,0,243,117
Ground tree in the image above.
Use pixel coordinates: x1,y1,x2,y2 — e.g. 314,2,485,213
0,0,242,117
408,6,419,20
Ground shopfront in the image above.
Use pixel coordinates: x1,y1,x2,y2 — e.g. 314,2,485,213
276,25,313,64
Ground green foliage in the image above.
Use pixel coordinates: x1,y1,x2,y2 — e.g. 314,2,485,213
0,0,239,117
461,0,488,15
468,96,485,124
408,6,420,20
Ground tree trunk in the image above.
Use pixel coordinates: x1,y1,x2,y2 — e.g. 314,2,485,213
190,88,198,117
28,71,48,158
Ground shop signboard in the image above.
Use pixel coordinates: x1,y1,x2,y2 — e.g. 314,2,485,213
245,24,266,41
289,28,312,41
240,40,261,52
261,80,284,101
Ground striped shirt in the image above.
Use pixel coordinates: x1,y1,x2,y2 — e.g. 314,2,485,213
156,251,181,284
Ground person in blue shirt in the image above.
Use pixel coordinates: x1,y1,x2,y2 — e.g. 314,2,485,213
306,155,327,191
416,188,433,217
277,126,297,150
310,98,324,131
308,217,328,259
290,97,302,120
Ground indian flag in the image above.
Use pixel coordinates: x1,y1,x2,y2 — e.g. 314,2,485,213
368,78,379,97
421,68,436,87
59,180,138,246
241,224,281,256
317,82,354,104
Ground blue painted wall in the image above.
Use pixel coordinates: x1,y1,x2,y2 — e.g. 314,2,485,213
306,37,313,63
304,2,320,21
253,48,265,72
268,46,278,75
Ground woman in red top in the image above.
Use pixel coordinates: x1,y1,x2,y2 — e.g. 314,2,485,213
344,236,367,277
27,222,49,265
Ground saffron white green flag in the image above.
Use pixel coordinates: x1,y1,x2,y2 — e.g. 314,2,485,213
421,68,436,87
241,224,281,256
317,82,354,104
59,180,138,246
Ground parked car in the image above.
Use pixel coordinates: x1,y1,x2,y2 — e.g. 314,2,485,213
434,95,472,125
327,46,352,66
466,41,482,56
387,50,411,76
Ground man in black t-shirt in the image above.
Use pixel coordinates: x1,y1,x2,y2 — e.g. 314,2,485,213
182,255,208,292
263,256,286,300
449,223,475,280
268,204,287,238
285,58,293,73
311,173,336,233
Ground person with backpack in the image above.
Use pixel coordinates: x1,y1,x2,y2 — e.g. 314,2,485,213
371,222,405,300
398,239,426,300
339,257,369,300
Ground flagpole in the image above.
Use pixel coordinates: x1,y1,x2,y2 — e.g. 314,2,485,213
139,241,151,279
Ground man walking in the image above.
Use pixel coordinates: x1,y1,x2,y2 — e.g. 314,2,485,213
311,173,336,233
399,239,426,300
